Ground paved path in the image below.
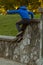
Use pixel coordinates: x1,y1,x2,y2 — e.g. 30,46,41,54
0,58,43,65
0,58,25,65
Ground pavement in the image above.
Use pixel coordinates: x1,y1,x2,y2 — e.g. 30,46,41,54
0,58,25,65
0,58,43,65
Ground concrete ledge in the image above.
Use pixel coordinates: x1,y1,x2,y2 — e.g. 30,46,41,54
0,35,16,41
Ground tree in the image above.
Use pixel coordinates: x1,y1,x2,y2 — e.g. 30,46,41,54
0,0,41,10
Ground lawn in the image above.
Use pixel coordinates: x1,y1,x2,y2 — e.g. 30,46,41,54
0,14,21,36
0,14,40,36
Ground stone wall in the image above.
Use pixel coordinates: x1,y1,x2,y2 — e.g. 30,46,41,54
0,20,41,65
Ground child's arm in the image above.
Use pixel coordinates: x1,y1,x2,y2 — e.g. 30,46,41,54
7,10,19,14
28,11,34,19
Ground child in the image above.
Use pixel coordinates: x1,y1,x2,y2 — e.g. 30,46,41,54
7,6,34,42
7,6,34,32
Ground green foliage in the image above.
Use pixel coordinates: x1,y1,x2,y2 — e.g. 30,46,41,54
28,0,41,10
0,0,41,10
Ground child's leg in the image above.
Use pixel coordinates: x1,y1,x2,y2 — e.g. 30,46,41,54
16,19,25,32
16,19,30,33
21,24,28,31
16,19,29,37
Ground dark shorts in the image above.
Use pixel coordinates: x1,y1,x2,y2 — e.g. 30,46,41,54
16,19,30,32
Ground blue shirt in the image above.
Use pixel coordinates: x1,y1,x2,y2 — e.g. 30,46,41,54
7,6,34,19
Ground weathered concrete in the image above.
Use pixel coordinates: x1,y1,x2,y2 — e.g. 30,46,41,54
0,20,41,65
0,35,16,40
38,7,43,57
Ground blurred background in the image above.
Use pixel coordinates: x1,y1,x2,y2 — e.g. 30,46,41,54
0,0,43,60
0,0,43,14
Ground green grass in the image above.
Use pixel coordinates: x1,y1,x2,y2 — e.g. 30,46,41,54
34,14,41,18
0,14,21,36
0,14,40,36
